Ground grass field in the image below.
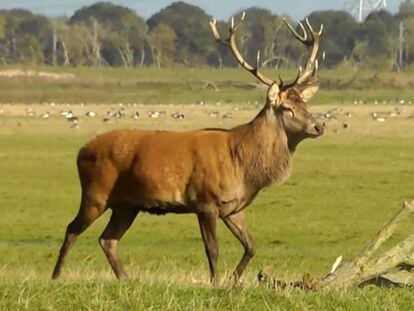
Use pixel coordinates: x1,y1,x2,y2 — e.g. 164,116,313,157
1,67,414,309
2,66,414,105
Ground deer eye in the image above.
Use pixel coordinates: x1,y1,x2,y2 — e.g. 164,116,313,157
284,107,295,118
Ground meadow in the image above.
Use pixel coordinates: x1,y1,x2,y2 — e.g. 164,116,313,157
0,67,414,309
2,65,414,105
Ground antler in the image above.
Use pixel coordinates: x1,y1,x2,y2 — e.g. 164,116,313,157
210,15,324,90
209,13,275,86
281,18,324,89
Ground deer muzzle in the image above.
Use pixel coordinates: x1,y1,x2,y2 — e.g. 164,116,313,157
308,122,325,138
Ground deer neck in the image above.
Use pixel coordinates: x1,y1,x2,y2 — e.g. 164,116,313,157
230,105,292,190
284,131,305,153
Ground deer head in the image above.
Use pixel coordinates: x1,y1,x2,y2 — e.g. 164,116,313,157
210,14,325,145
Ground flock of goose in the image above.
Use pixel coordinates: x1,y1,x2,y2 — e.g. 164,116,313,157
17,101,237,129
312,106,410,130
2,99,413,130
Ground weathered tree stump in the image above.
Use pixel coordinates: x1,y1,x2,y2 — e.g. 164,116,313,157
258,200,414,290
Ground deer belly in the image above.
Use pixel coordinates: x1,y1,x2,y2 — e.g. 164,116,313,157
111,192,192,215
109,170,190,212
138,202,192,215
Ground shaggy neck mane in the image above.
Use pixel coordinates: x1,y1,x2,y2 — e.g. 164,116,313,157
229,105,292,190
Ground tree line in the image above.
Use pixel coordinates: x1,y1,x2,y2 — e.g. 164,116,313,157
1,1,414,70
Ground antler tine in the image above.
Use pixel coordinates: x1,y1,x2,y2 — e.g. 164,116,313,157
282,18,307,42
304,19,322,67
282,18,323,88
298,19,322,85
278,74,284,87
305,18,324,36
209,19,222,42
231,12,246,32
287,66,303,88
209,13,274,86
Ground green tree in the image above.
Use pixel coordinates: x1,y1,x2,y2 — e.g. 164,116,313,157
233,8,279,68
0,13,5,39
148,23,177,67
147,1,214,66
353,11,396,69
0,13,7,63
53,20,88,66
399,0,414,18
70,2,147,67
1,9,52,64
397,16,414,66
396,2,414,68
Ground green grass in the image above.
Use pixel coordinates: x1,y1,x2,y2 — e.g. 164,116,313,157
2,281,414,310
2,66,414,105
1,119,414,309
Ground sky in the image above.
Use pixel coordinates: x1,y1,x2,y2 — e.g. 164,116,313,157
0,0,405,20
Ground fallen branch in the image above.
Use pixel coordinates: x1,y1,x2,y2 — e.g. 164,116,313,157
259,200,414,290
203,82,220,92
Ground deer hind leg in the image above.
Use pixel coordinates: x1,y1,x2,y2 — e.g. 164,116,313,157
52,160,118,279
197,210,219,284
99,207,139,280
52,194,108,279
221,211,256,281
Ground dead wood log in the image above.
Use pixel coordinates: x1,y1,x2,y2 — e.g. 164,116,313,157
259,200,414,290
202,81,267,91
203,82,220,92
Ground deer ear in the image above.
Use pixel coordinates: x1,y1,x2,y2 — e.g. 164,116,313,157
294,83,319,103
267,83,281,106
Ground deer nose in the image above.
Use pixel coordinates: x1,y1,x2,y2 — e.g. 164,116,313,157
314,123,324,135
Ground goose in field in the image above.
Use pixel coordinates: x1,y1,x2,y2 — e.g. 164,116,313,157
26,108,35,117
148,111,165,118
131,111,140,120
171,112,185,120
85,111,97,117
67,116,79,123
41,111,51,119
208,111,219,118
222,112,232,119
371,112,387,122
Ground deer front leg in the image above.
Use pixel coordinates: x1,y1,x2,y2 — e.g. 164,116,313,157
99,207,139,280
222,211,256,281
197,210,219,284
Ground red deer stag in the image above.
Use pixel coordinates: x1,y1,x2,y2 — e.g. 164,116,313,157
52,15,324,283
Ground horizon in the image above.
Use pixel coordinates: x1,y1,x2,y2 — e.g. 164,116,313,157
0,0,405,21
